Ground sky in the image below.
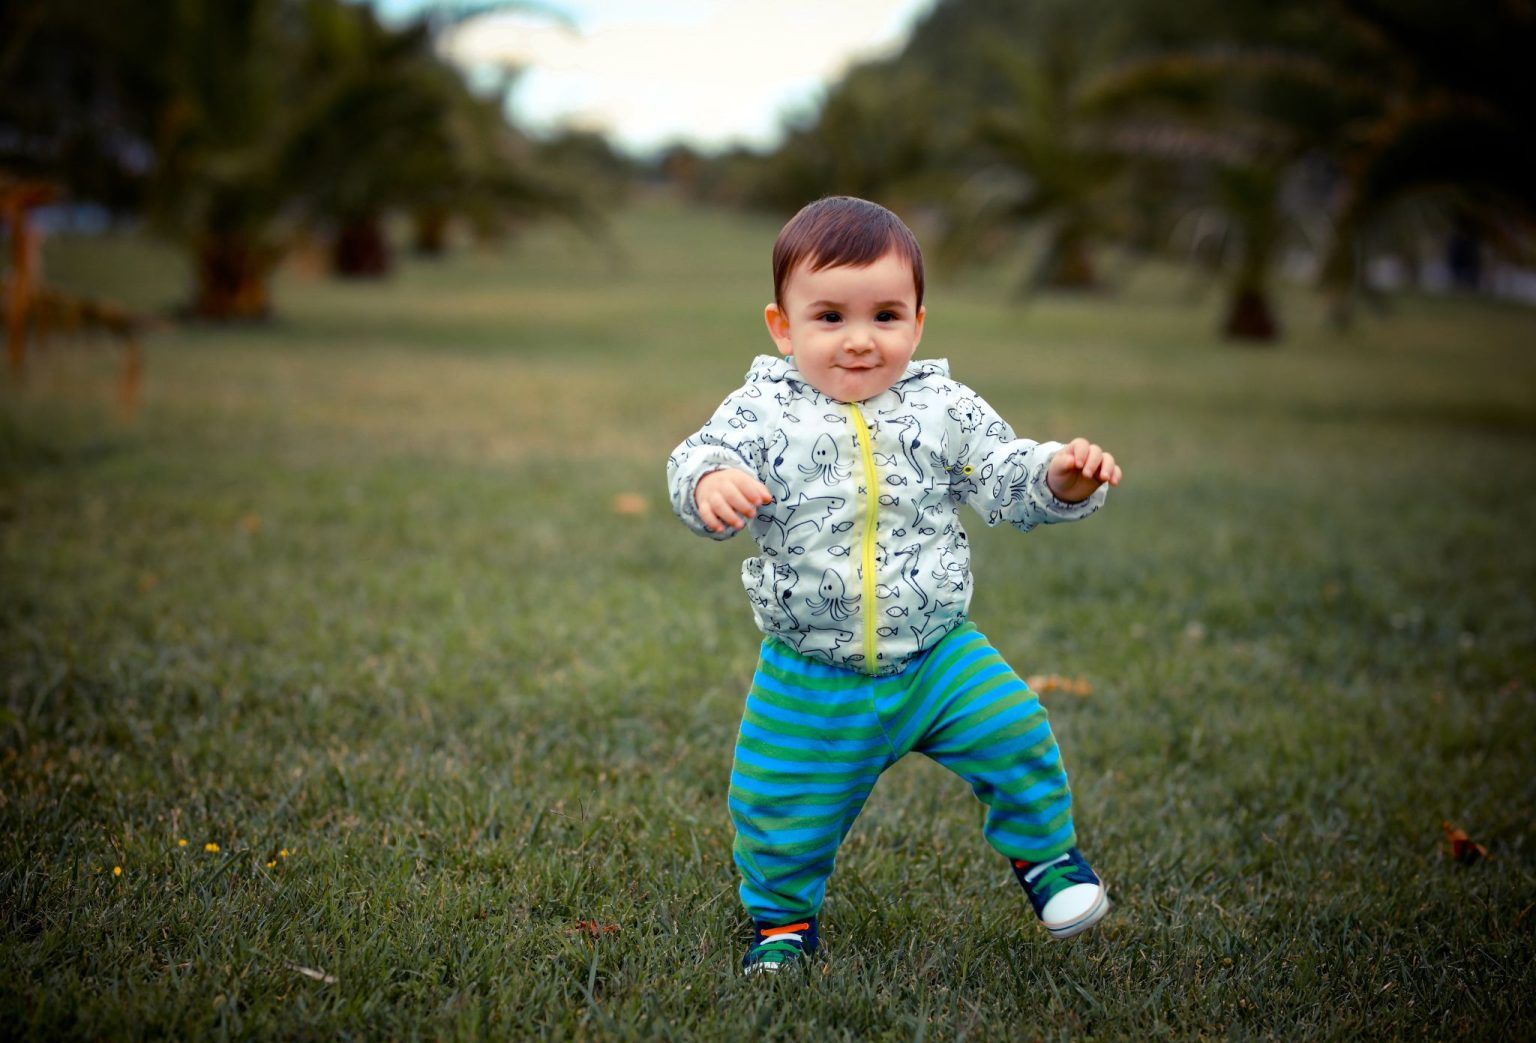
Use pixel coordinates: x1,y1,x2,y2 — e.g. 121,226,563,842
375,0,935,155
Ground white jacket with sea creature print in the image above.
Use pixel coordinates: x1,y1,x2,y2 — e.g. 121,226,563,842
667,355,1106,676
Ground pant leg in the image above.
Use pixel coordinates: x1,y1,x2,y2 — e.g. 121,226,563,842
729,640,893,923
902,625,1076,863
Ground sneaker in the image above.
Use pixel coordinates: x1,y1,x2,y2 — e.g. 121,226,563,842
1012,849,1109,939
742,917,820,975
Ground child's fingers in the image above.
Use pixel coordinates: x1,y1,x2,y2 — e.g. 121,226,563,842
722,484,759,522
701,493,740,532
1095,451,1116,481
1081,444,1103,476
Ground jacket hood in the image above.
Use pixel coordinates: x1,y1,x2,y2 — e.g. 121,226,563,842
745,354,950,393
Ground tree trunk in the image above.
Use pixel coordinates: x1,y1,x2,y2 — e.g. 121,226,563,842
332,214,391,277
1040,227,1098,290
193,235,273,320
1222,285,1279,342
412,208,450,257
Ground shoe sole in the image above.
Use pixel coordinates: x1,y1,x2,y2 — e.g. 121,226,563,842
1045,888,1110,939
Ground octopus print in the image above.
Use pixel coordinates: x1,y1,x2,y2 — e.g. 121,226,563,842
799,433,851,486
807,568,859,621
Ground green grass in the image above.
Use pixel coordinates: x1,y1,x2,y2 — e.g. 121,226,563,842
3,201,1535,1039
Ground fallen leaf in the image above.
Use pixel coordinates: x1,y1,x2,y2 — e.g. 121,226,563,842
238,514,262,534
569,920,620,937
1026,674,1093,697
611,493,647,516
1442,821,1488,864
285,961,338,984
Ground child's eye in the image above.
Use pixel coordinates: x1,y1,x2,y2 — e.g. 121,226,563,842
819,311,842,323
876,310,898,322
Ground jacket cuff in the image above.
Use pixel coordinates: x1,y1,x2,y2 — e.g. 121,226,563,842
1031,441,1108,521
675,447,755,539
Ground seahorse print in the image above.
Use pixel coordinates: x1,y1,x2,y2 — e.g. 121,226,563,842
798,433,851,486
885,414,926,481
764,427,792,501
772,562,801,631
890,543,930,610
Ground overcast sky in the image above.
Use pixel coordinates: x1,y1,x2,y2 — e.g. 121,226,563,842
376,0,934,155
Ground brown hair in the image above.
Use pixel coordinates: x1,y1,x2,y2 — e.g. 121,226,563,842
772,196,924,309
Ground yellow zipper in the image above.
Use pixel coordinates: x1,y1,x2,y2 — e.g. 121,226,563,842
847,404,879,672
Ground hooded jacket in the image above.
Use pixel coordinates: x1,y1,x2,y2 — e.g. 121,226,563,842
667,355,1106,675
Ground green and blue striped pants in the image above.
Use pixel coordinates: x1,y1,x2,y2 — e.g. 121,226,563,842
729,621,1076,923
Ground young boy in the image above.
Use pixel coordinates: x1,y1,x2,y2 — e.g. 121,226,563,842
667,196,1122,975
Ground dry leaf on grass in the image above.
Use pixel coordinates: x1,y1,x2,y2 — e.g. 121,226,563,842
569,920,620,937
284,961,337,984
1442,821,1489,865
1026,674,1093,696
611,493,647,516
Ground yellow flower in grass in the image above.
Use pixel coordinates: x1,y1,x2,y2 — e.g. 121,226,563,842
177,839,188,847
204,842,220,853
113,866,122,877
279,848,290,859
266,860,277,869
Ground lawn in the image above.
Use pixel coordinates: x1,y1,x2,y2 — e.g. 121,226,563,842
3,202,1534,1039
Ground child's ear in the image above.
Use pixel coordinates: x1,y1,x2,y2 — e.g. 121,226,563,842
914,304,926,347
764,302,793,356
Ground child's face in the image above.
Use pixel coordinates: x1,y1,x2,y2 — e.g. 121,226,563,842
764,250,925,403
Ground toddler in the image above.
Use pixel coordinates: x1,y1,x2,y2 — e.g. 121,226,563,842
666,196,1122,975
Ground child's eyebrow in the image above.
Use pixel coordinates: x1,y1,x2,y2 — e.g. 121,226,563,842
804,299,910,310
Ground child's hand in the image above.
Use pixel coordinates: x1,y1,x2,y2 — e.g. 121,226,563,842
696,469,773,532
1047,438,1122,503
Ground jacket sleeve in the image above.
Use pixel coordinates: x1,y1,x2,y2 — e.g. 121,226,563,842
944,387,1106,533
666,382,769,540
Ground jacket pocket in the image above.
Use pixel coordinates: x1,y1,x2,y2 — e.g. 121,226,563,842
742,556,800,635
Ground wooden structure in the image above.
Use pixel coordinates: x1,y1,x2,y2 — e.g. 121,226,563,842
2,176,148,414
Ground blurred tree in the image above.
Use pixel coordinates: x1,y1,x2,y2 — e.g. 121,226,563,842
740,61,942,216
1317,0,1536,315
945,29,1128,291
0,0,594,316
1086,0,1536,334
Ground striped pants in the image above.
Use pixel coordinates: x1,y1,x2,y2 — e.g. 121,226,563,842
729,621,1076,924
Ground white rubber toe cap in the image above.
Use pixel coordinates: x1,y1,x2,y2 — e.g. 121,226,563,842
1042,882,1106,932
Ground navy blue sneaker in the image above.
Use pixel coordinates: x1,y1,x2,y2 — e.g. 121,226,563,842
1012,849,1109,939
742,917,820,975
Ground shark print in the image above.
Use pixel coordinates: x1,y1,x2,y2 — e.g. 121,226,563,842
668,354,1107,675
765,492,847,545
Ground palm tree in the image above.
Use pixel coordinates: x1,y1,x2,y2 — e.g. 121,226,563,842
1,0,591,317
947,37,1126,292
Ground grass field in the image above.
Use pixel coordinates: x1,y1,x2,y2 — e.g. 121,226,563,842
3,202,1535,1039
